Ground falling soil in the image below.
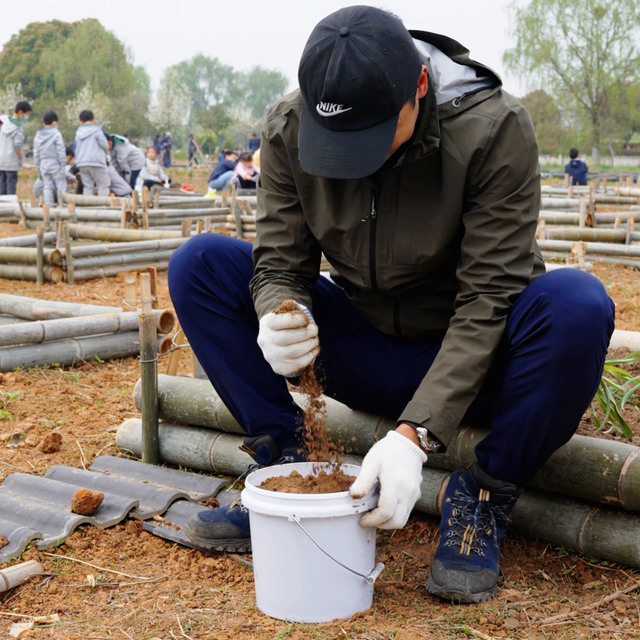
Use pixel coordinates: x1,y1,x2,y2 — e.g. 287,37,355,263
259,468,355,494
261,300,345,494
39,432,63,454
71,489,104,516
0,535,8,549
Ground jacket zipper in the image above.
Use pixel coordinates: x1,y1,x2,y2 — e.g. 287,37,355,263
368,188,379,292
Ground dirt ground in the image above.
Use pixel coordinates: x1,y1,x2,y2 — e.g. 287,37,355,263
1,168,640,639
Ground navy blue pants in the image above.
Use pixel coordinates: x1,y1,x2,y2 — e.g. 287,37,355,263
168,234,615,487
130,169,141,189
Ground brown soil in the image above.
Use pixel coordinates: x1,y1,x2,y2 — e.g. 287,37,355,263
70,489,104,516
0,535,7,549
260,300,344,493
0,169,639,638
259,468,356,494
38,432,63,454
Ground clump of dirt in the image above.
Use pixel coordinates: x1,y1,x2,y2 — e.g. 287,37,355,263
39,432,63,454
71,489,104,515
259,468,355,494
0,535,8,549
260,300,347,494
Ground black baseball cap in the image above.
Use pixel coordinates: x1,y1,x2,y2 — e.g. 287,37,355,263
298,6,422,180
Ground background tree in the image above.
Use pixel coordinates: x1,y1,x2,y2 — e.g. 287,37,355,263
519,89,567,155
195,104,232,155
236,66,289,120
150,68,190,139
504,0,640,162
0,84,29,116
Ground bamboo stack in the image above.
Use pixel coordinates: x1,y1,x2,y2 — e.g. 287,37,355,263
0,295,175,372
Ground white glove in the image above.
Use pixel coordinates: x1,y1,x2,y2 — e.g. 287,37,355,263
257,305,319,376
350,431,427,529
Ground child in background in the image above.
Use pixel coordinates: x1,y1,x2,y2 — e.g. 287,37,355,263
233,151,260,189
108,134,146,187
33,111,66,205
74,110,110,196
65,147,82,194
136,146,170,193
0,101,32,196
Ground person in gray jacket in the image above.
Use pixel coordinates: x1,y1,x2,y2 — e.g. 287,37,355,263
108,134,146,188
0,101,31,195
33,111,66,205
74,110,110,197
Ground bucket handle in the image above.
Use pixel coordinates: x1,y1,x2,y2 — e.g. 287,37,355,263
290,515,385,585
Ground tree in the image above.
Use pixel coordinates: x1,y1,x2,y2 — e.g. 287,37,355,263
196,104,232,152
237,67,289,120
0,21,74,100
0,84,29,116
150,68,190,135
519,90,566,155
504,0,640,162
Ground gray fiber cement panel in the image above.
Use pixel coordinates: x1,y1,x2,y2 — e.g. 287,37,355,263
0,456,229,563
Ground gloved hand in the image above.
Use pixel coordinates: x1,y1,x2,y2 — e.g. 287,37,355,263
350,431,427,529
257,304,319,376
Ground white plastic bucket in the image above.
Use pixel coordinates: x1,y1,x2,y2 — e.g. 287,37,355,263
241,462,382,622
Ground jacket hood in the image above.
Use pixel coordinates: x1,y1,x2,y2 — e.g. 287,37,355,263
76,124,103,141
112,134,128,146
398,31,502,166
1,120,22,139
37,127,60,141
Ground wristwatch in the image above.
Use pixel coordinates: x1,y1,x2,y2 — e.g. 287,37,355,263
413,426,441,453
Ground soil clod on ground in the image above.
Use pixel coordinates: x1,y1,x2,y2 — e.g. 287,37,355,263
0,535,8,549
70,489,104,515
39,432,63,454
259,468,355,494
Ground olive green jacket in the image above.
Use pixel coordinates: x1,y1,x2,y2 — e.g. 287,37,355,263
251,31,543,449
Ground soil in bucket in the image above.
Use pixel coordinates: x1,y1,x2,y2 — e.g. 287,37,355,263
259,300,355,494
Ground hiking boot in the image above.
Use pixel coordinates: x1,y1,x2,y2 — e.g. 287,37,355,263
426,463,520,604
183,434,305,552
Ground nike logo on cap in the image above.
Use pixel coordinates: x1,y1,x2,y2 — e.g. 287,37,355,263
316,102,353,117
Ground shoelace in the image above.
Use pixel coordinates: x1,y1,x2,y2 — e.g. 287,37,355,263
443,476,512,557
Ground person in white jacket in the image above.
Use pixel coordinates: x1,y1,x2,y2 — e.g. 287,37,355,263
0,101,31,195
135,147,170,193
33,111,66,205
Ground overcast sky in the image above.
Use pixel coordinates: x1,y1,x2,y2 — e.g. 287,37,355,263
0,0,530,98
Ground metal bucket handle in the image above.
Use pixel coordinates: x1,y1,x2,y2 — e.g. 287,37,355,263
290,514,385,584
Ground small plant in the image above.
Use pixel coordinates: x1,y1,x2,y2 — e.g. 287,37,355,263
94,354,104,363
591,351,640,439
0,391,20,421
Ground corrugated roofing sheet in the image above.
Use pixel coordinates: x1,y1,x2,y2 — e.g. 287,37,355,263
0,455,228,563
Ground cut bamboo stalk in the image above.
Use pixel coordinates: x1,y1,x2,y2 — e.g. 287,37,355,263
36,227,44,286
541,197,581,209
72,261,170,281
595,195,638,205
0,331,165,372
68,224,182,242
166,323,189,375
120,201,127,229
204,217,211,232
0,294,122,320
133,373,640,511
145,208,230,217
0,309,175,346
545,228,627,243
42,204,50,232
0,315,29,326
196,220,204,234
116,418,640,570
124,272,138,310
70,238,187,258
180,219,192,237
142,209,149,230
0,560,43,593
0,246,62,266
538,240,640,257
63,193,129,207
139,273,159,464
63,223,74,286
69,249,176,270
68,202,77,223
147,267,158,309
0,264,63,283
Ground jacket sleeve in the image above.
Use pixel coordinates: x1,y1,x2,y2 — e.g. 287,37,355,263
117,145,131,173
33,133,41,171
399,103,541,448
98,131,109,153
56,133,66,168
250,112,322,319
157,165,167,182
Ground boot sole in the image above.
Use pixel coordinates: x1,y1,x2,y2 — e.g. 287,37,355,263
183,524,252,553
425,574,497,604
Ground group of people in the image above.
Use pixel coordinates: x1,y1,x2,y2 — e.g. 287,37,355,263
153,132,173,168
207,148,260,202
0,102,171,203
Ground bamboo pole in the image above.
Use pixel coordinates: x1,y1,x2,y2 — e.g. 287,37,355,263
63,193,129,207
23,208,126,222
0,309,175,346
72,261,170,281
0,561,43,593
116,418,640,570
69,249,176,270
538,240,640,257
540,197,581,209
544,228,627,243
36,227,44,286
144,208,230,218
68,224,182,242
0,331,166,372
63,223,74,286
42,204,50,232
595,195,639,205
610,330,640,351
139,273,159,464
0,264,63,283
0,294,122,320
133,373,640,511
